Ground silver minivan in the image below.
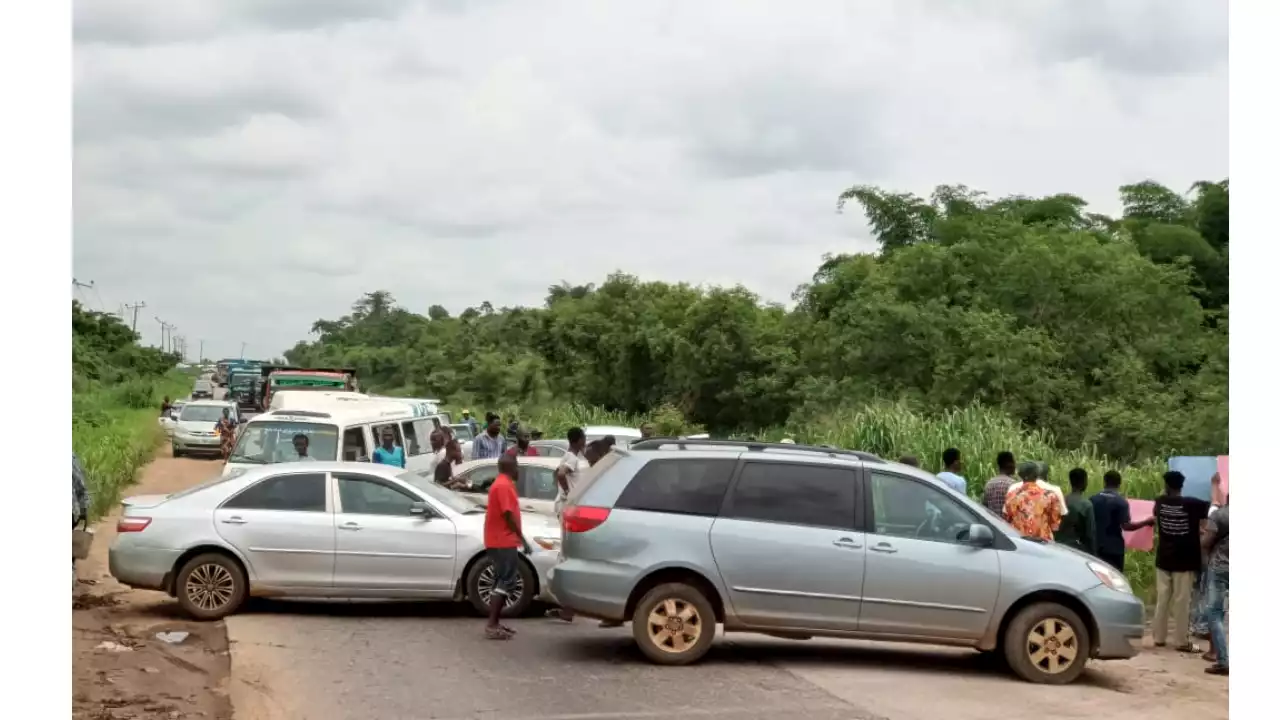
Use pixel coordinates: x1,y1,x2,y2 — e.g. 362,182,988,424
549,439,1144,684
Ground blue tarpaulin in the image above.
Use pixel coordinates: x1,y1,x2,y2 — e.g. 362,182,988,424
1166,456,1218,502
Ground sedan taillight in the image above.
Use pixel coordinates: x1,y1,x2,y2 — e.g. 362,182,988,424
117,517,152,533
562,506,610,533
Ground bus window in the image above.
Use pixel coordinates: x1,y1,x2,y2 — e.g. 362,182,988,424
342,427,369,461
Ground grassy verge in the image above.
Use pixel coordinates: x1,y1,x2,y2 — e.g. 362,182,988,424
73,370,194,520
482,399,1165,603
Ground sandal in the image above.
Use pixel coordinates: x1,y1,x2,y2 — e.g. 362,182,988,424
499,624,517,635
545,609,574,623
484,626,512,640
1175,643,1200,653
1204,665,1228,676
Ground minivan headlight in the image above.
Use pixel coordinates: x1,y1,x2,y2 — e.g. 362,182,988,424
1088,561,1132,594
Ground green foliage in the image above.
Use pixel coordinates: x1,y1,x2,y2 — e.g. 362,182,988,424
286,179,1227,464
72,302,187,520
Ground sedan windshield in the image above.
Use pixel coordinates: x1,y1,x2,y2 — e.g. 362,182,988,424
180,405,229,423
229,421,339,464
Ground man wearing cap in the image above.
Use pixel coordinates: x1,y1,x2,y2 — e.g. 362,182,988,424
460,409,478,437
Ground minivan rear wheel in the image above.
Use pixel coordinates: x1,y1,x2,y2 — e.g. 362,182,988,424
1002,602,1090,684
631,583,716,666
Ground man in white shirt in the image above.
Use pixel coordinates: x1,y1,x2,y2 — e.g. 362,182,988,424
1006,460,1068,515
290,434,318,462
936,447,968,495
553,427,588,516
422,430,446,475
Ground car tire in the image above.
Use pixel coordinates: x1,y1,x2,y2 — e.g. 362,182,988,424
465,554,535,618
1002,602,1090,684
175,552,247,621
171,447,184,458
630,582,717,666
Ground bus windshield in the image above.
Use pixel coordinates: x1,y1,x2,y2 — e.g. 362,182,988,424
228,421,340,464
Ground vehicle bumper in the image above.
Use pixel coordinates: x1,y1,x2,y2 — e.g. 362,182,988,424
109,543,180,593
1084,585,1146,659
172,436,222,453
548,558,631,622
528,551,559,603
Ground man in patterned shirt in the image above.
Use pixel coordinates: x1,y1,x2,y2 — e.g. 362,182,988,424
1003,461,1062,540
982,451,1017,515
472,416,507,460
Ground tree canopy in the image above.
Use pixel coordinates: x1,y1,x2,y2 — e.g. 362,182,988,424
285,179,1228,461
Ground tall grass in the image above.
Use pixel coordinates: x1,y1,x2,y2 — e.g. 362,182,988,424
491,399,1164,602
72,370,193,520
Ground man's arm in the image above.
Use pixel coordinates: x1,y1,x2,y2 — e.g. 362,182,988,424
555,465,571,493
1201,516,1220,551
1083,503,1098,555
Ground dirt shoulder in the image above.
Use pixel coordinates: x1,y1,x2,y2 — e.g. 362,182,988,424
73,449,232,720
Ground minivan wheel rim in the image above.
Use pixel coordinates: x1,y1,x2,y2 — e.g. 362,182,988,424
476,564,524,608
647,598,701,653
186,563,235,612
1026,617,1078,673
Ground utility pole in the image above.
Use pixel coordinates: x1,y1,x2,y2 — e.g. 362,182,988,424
124,302,146,332
240,342,246,359
198,340,204,364
71,279,95,309
156,317,175,352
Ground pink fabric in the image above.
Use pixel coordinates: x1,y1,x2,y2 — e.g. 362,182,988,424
1124,499,1155,551
1216,455,1229,499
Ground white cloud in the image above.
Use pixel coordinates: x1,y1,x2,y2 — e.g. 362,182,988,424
71,0,1228,358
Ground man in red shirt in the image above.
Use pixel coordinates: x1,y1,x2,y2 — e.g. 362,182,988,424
504,429,540,457
484,454,531,639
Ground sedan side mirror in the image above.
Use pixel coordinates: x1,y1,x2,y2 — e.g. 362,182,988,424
409,502,430,518
966,524,995,547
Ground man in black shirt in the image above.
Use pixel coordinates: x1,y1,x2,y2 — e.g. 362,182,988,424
1135,471,1211,651
1090,470,1146,572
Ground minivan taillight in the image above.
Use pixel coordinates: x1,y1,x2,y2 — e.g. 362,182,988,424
117,517,152,533
562,506,610,533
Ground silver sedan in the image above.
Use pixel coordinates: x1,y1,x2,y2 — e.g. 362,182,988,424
108,461,562,620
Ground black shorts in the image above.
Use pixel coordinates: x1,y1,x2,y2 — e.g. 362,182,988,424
488,548,520,597
1099,550,1125,573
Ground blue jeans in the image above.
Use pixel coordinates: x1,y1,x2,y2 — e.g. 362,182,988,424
1205,569,1229,667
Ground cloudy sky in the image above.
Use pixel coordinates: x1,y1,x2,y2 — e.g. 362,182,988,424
72,0,1228,359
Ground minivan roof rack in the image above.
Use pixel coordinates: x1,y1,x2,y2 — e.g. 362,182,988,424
628,437,883,463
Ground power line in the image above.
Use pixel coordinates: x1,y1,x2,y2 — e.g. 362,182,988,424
123,302,146,333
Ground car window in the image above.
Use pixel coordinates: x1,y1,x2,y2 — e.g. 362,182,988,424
336,474,420,516
402,419,434,456
464,465,501,492
725,463,858,530
223,473,327,512
615,459,735,517
342,427,368,461
870,471,977,544
534,444,565,458
519,466,560,501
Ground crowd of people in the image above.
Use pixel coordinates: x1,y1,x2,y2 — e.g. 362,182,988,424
922,447,1230,676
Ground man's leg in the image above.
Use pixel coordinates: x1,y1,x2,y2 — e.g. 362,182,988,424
1205,570,1229,671
1152,569,1172,646
1100,550,1124,573
485,550,514,639
1172,571,1195,649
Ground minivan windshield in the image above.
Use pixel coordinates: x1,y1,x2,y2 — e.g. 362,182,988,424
180,405,229,423
228,421,339,464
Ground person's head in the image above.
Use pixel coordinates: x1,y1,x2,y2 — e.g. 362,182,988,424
567,426,586,453
1016,461,1039,481
898,455,919,467
163,395,171,404
1068,468,1088,493
996,451,1015,475
942,447,962,471
584,440,604,466
461,409,471,419
497,453,518,478
445,438,463,463
292,434,310,456
530,428,543,440
429,430,445,452
1103,470,1123,489
1037,461,1050,482
517,429,531,449
601,435,617,451
486,417,501,437
222,407,230,419
639,423,654,439
380,427,396,449
1163,470,1185,494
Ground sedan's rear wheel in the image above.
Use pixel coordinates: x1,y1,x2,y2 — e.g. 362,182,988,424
466,555,534,618
175,553,247,621
631,583,716,665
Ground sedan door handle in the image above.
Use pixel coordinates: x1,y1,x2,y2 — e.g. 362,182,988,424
832,538,862,549
220,516,247,525
870,542,898,554
339,522,362,531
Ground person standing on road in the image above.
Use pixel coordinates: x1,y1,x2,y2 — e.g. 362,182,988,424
372,427,406,468
160,396,173,417
461,409,479,437
1054,468,1097,554
1200,498,1229,675
291,434,317,462
424,430,447,474
936,448,967,495
473,416,507,460
435,438,467,489
1003,461,1062,541
547,428,588,624
483,454,530,640
1006,461,1068,517
982,451,1017,515
1134,470,1211,653
215,408,238,461
1089,470,1143,572
505,429,540,457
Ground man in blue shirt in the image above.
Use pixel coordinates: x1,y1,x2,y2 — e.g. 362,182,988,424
1089,470,1143,572
372,427,405,468
936,447,968,495
472,416,507,459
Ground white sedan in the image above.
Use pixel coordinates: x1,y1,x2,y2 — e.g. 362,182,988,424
108,461,562,620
